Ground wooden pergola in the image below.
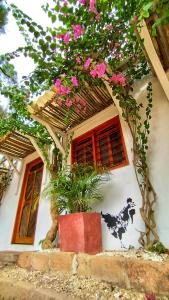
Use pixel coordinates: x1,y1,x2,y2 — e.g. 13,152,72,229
28,82,114,158
28,83,113,132
0,131,35,159
0,132,38,175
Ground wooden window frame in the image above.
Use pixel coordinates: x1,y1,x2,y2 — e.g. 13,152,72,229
12,157,43,245
72,116,129,171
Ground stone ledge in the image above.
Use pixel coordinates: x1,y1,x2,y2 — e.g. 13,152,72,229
0,251,21,266
17,251,169,296
18,251,74,273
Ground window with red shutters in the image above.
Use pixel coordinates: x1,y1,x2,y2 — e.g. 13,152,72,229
73,135,94,165
72,116,128,170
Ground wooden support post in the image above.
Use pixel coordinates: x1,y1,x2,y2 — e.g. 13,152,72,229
27,136,46,164
29,114,66,157
45,124,66,157
103,78,123,117
28,110,63,134
138,19,169,102
5,155,20,175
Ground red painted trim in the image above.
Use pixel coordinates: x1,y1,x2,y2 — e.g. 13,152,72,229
72,116,129,171
12,157,44,245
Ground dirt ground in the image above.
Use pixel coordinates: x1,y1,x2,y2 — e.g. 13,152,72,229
0,265,168,300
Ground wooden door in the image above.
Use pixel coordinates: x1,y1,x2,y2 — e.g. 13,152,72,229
12,158,44,244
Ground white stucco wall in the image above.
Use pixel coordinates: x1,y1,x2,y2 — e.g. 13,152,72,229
0,73,169,251
68,105,144,250
132,74,169,248
0,151,51,251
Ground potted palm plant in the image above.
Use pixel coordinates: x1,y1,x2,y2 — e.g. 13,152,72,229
46,164,109,254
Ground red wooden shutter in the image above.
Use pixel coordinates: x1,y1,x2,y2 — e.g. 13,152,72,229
95,117,127,169
72,116,128,170
72,134,94,165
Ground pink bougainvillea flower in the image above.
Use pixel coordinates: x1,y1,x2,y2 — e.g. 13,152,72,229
84,57,92,70
95,13,101,20
71,76,78,87
75,96,80,103
72,24,83,41
109,74,126,87
56,33,64,39
57,100,62,107
90,69,97,78
95,63,106,78
60,85,66,94
77,103,81,109
66,99,73,108
80,99,86,106
89,0,98,14
55,79,61,87
65,86,71,94
57,85,71,95
109,74,118,84
118,76,126,86
63,32,70,45
131,15,138,24
76,56,81,63
79,0,86,4
75,108,80,114
106,24,113,30
89,63,106,79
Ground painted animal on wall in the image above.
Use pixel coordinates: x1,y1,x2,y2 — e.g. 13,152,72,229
101,198,136,248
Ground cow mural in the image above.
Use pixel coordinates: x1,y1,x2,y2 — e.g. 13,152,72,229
101,198,136,248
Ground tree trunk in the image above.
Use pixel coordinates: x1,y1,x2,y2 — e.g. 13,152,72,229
41,199,59,249
41,155,61,249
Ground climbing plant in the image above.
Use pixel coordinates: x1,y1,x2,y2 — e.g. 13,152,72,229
0,0,9,34
0,0,167,247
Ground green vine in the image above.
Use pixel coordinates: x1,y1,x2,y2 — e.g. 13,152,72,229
112,80,159,246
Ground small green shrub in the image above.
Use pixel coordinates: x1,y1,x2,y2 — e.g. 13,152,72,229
148,241,167,254
44,164,110,213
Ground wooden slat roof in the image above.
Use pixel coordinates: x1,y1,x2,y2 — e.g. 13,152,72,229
29,83,113,132
0,132,35,159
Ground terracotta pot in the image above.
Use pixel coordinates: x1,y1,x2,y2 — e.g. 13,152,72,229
58,212,102,254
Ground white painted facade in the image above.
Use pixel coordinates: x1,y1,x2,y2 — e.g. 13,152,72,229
0,152,51,251
0,73,169,251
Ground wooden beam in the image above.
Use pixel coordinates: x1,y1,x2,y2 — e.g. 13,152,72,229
103,77,123,116
30,114,66,157
45,123,66,157
138,19,169,102
5,155,20,175
30,113,64,135
26,136,46,164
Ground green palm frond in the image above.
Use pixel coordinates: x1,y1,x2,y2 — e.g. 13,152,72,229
44,164,110,213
